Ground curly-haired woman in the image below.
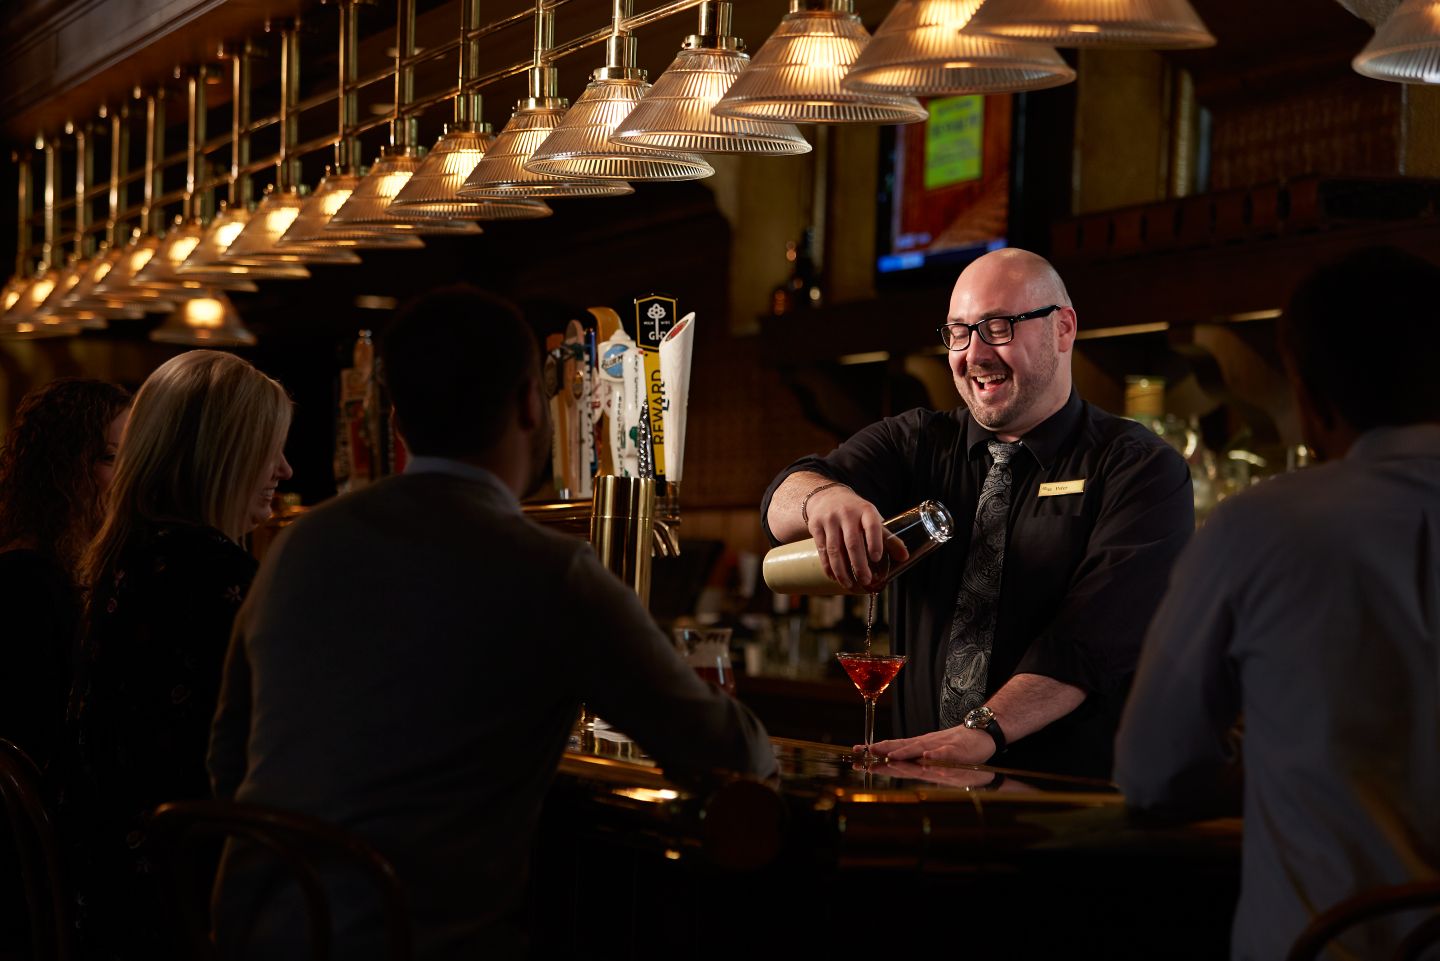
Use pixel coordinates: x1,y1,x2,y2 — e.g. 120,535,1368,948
0,377,131,768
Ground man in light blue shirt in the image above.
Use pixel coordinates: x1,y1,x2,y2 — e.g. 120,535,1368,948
1116,247,1440,961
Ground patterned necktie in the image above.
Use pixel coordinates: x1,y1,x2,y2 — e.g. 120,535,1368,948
939,440,1020,729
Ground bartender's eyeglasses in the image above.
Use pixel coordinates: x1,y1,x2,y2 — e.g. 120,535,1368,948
938,304,1064,351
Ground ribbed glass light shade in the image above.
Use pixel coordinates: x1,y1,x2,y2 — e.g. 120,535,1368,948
843,0,1076,95
963,0,1216,49
179,207,312,281
1354,0,1440,82
58,249,144,318
131,223,260,295
90,237,177,311
329,148,484,236
150,292,257,346
458,102,635,198
527,78,715,180
278,172,426,250
30,261,107,329
711,3,928,124
224,189,363,266
390,126,554,220
610,44,812,154
0,277,25,314
3,270,60,322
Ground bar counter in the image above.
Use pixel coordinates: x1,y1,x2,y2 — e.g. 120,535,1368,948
532,733,1241,958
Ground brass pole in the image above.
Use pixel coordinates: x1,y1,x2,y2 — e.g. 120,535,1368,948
142,91,165,235
337,0,362,171
15,152,31,274
42,135,58,269
230,42,253,207
455,0,482,124
393,0,417,147
278,22,301,191
107,105,127,247
528,0,558,102
75,123,93,256
187,68,208,221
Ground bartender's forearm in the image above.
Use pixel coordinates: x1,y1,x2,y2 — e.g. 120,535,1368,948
987,673,1087,743
766,470,833,543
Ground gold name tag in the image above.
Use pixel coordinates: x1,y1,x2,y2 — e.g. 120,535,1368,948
1039,479,1085,497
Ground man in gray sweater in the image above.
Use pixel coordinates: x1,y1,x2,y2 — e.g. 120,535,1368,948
207,286,775,959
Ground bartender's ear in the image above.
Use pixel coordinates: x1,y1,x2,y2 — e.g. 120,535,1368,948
516,375,543,430
1055,305,1077,354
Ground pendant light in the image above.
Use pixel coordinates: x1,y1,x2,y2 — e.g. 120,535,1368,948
132,220,261,294
226,26,365,264
389,0,552,219
329,0,483,234
279,170,426,249
179,44,312,280
59,248,147,319
458,0,634,198
90,233,177,311
150,291,257,346
842,0,1075,95
525,0,714,181
609,1,812,155
962,0,1216,49
711,0,928,124
278,3,427,248
1354,0,1440,83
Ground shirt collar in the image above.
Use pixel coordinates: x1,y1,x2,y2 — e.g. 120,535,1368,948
404,456,521,512
1345,422,1440,463
964,387,1083,470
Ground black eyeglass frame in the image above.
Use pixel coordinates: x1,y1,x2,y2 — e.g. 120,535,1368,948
937,304,1064,351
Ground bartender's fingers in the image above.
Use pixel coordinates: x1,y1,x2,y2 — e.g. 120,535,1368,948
818,520,855,590
862,511,889,565
868,732,944,760
840,515,874,588
922,741,995,765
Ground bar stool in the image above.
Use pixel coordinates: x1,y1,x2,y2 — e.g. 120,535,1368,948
0,737,70,961
147,800,412,961
1286,880,1440,961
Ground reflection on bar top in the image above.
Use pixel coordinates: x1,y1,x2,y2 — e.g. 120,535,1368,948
562,731,1121,805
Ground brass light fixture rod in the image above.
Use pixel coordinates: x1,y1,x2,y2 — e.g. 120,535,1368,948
14,151,31,274
186,68,208,221
74,122,93,256
455,0,482,124
107,105,127,246
142,90,165,235
42,135,58,268
278,22,302,191
391,0,418,149
229,42,254,208
336,0,362,172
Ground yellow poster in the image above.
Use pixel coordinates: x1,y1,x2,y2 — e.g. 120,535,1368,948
925,96,984,190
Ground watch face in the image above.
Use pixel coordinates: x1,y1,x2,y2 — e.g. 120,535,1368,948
964,707,994,729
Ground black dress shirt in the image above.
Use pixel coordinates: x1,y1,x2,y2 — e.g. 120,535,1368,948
761,389,1194,778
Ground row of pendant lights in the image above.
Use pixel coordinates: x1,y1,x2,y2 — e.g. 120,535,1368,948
4,0,1435,343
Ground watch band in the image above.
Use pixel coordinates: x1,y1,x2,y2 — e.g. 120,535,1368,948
964,707,1007,755
980,716,1006,755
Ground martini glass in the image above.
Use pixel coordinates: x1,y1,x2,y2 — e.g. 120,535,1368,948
835,652,908,762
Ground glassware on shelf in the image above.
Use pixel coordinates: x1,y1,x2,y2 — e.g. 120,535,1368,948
672,626,736,694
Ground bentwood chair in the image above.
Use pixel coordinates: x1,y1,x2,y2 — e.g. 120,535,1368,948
1286,880,1440,961
147,800,412,961
0,738,70,961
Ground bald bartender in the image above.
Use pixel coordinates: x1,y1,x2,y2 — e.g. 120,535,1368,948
762,248,1194,778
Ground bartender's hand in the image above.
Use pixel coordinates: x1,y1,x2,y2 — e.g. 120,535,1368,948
866,726,996,764
805,484,908,592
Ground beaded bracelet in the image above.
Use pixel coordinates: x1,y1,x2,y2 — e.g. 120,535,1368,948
800,481,849,524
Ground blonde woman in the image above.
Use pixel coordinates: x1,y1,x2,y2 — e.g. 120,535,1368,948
59,349,292,961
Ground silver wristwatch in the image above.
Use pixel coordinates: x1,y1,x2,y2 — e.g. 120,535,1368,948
963,705,1007,755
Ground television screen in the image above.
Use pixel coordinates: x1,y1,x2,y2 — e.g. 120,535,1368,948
878,93,1014,275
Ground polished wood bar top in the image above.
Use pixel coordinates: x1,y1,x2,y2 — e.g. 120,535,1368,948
556,732,1240,872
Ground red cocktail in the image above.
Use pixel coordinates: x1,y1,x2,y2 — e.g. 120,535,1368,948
835,652,908,760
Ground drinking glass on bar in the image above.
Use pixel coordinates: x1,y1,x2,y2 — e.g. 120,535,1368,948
672,626,736,695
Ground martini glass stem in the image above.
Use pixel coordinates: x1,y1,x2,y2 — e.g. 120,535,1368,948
863,695,877,759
